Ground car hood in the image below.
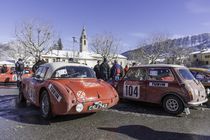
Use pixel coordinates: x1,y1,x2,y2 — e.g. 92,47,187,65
54,78,117,102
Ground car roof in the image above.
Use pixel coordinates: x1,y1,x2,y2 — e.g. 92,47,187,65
132,64,186,68
40,62,90,79
189,67,210,72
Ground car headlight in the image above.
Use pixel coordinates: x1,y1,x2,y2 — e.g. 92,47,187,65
76,103,84,112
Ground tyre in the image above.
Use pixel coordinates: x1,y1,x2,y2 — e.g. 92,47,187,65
18,85,26,104
162,95,184,115
40,90,52,119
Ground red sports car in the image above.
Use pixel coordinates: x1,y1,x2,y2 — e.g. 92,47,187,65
0,67,32,83
18,62,119,119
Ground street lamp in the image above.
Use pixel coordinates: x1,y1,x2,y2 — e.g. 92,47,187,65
72,36,77,59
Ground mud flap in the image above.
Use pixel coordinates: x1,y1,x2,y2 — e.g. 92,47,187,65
184,107,190,115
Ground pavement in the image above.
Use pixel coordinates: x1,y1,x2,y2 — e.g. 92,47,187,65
0,85,210,140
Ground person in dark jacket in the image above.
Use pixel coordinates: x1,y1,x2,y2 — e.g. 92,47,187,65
100,57,110,81
1,64,8,73
110,60,122,81
94,60,101,79
15,58,25,87
32,59,46,73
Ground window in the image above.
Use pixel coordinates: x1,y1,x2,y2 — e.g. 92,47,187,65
125,68,146,81
35,66,48,79
205,55,210,58
193,54,197,58
84,40,86,45
56,58,60,62
52,66,95,78
179,69,194,80
148,68,174,81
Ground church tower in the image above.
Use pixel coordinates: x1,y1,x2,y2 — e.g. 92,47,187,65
80,26,88,52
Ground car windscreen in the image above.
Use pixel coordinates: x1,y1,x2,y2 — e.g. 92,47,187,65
178,68,195,80
52,66,96,78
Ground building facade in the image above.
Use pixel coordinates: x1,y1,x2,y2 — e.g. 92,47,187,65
189,49,210,66
41,27,127,68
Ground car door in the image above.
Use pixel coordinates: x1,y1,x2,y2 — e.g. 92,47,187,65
146,67,176,103
117,67,147,101
28,66,48,104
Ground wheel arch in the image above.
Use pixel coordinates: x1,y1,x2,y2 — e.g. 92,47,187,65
161,92,186,107
39,87,48,105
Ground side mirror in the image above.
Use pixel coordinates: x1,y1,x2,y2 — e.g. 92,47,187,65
35,75,43,81
36,75,41,79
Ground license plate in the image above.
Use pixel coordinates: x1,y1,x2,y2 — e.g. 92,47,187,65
88,101,108,110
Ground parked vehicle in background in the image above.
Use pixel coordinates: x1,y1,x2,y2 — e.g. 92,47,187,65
115,64,208,115
189,67,210,96
18,62,119,119
0,67,33,83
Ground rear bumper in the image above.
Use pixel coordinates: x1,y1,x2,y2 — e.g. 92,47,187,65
188,98,208,106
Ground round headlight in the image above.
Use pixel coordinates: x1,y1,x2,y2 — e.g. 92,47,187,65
76,103,84,112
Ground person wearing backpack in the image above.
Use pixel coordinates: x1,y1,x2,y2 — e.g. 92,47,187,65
15,58,25,87
111,60,121,82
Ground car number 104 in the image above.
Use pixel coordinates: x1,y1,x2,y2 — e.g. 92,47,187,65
123,85,140,99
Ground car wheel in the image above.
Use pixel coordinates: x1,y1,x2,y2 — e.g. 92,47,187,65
18,85,26,104
163,95,184,115
40,90,52,119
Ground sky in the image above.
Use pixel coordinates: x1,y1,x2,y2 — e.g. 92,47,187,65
0,0,210,53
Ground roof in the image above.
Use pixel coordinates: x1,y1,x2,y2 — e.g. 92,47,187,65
41,62,89,79
132,64,186,68
189,67,210,73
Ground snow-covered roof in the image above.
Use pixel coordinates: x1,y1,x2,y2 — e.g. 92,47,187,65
0,61,15,65
42,50,127,60
190,49,210,55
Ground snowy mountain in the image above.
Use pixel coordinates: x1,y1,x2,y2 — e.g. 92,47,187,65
122,33,210,59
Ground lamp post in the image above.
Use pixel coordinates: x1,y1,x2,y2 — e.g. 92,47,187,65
72,37,77,59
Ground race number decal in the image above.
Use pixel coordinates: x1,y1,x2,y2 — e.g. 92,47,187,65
123,84,140,99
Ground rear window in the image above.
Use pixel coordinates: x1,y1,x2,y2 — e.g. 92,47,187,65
179,68,194,80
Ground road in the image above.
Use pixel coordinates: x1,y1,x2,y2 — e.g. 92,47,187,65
0,85,210,140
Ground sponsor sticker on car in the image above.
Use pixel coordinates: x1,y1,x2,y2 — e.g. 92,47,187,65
88,101,108,110
48,84,62,102
149,82,168,87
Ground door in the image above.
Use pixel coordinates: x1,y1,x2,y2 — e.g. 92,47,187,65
146,68,176,103
28,66,48,104
117,67,147,101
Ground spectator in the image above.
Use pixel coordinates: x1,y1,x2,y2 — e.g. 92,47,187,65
110,60,122,81
15,58,25,87
124,65,129,74
1,64,8,73
100,57,110,81
94,60,101,79
32,59,46,73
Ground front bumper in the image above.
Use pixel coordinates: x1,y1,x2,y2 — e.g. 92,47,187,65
188,98,208,106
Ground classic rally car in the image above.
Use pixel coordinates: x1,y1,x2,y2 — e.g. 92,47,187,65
115,64,208,115
189,67,210,96
18,62,119,119
0,67,32,83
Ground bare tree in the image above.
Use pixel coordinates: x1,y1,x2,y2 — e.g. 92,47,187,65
136,33,170,64
169,46,192,65
91,33,120,61
15,20,56,62
2,41,32,61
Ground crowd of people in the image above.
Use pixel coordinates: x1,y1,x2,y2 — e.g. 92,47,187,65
93,57,129,82
0,57,129,85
